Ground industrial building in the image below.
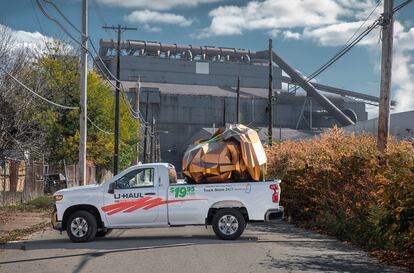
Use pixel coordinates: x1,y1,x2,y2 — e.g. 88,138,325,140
98,39,383,170
344,110,414,140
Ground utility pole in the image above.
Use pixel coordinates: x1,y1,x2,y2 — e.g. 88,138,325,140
157,134,161,162
143,92,149,163
150,117,155,163
268,39,273,146
223,99,226,126
377,0,394,152
236,76,240,124
102,25,137,174
79,0,88,186
134,76,140,165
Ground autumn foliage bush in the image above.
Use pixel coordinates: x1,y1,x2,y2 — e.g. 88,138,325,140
265,128,414,252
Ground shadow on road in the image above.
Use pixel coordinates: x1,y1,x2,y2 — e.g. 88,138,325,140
0,229,257,266
260,251,398,273
0,222,403,273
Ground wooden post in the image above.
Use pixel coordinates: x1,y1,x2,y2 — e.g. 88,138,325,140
377,0,394,152
102,25,137,174
79,0,88,186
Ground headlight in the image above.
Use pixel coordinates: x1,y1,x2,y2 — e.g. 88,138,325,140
54,195,64,201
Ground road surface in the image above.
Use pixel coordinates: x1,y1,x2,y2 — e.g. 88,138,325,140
0,222,403,273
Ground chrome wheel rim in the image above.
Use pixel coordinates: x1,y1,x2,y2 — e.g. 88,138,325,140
70,217,88,238
218,215,239,235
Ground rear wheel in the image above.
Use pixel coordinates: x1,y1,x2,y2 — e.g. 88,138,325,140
212,208,245,240
66,210,97,243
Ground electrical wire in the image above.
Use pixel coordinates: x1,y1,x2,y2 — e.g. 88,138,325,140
0,65,79,110
37,0,151,127
87,117,114,135
1,65,119,135
42,0,84,35
289,0,412,94
289,0,382,93
393,0,413,13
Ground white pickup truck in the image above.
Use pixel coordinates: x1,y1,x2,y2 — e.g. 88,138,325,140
51,163,283,242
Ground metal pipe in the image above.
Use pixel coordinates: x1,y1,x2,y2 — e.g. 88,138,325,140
255,50,354,126
281,76,396,106
99,39,252,60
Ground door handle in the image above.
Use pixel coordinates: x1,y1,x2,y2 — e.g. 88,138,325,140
144,192,156,196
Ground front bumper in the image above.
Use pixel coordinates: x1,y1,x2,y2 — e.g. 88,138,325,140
51,209,63,231
265,206,284,221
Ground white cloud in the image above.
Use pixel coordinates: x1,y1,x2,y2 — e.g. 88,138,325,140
0,24,59,53
96,0,221,10
283,30,301,40
301,21,381,46
391,24,414,112
199,0,347,38
124,10,193,27
199,0,414,111
142,24,162,33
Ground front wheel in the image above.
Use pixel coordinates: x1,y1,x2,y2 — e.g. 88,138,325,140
212,208,245,240
66,210,97,243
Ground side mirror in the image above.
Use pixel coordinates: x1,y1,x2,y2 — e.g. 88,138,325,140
108,183,115,194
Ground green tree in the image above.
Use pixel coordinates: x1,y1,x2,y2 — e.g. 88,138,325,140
31,50,139,171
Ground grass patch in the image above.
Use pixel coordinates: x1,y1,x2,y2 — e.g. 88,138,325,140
3,196,54,213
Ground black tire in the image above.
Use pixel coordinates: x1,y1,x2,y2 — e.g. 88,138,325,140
96,229,112,237
212,208,245,240
66,210,97,243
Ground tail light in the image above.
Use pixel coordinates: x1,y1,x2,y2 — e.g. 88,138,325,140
270,184,280,203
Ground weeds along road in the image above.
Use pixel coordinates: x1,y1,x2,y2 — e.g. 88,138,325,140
0,222,404,273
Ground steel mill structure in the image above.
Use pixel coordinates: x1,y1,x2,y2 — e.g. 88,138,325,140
98,39,385,171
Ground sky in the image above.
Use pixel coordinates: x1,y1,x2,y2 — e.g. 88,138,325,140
1,0,414,117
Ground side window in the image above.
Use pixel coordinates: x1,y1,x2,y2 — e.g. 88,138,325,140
115,168,154,189
168,164,177,184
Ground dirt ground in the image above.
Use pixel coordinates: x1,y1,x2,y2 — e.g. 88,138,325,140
0,197,52,244
0,211,49,238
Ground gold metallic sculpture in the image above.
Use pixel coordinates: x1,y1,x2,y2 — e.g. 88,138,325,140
182,124,267,183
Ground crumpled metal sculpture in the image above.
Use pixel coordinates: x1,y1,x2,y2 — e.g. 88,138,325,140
182,124,267,183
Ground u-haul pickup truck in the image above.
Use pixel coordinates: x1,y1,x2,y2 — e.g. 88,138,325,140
51,163,283,242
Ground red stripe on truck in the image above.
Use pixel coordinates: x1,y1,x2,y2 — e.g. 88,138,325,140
102,197,202,215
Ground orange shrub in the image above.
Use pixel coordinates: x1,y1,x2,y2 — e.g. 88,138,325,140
265,127,414,251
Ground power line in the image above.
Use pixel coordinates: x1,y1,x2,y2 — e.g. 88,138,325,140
91,0,109,27
340,0,382,52
1,65,118,136
30,0,45,34
0,66,79,110
42,0,84,35
87,117,113,134
288,0,412,94
393,0,413,12
289,1,382,93
38,0,151,126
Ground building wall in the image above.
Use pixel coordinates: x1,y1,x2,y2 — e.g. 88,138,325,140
101,54,367,171
104,56,283,89
137,89,366,170
343,110,414,139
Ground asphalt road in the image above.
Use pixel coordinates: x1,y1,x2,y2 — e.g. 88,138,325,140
0,222,404,273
